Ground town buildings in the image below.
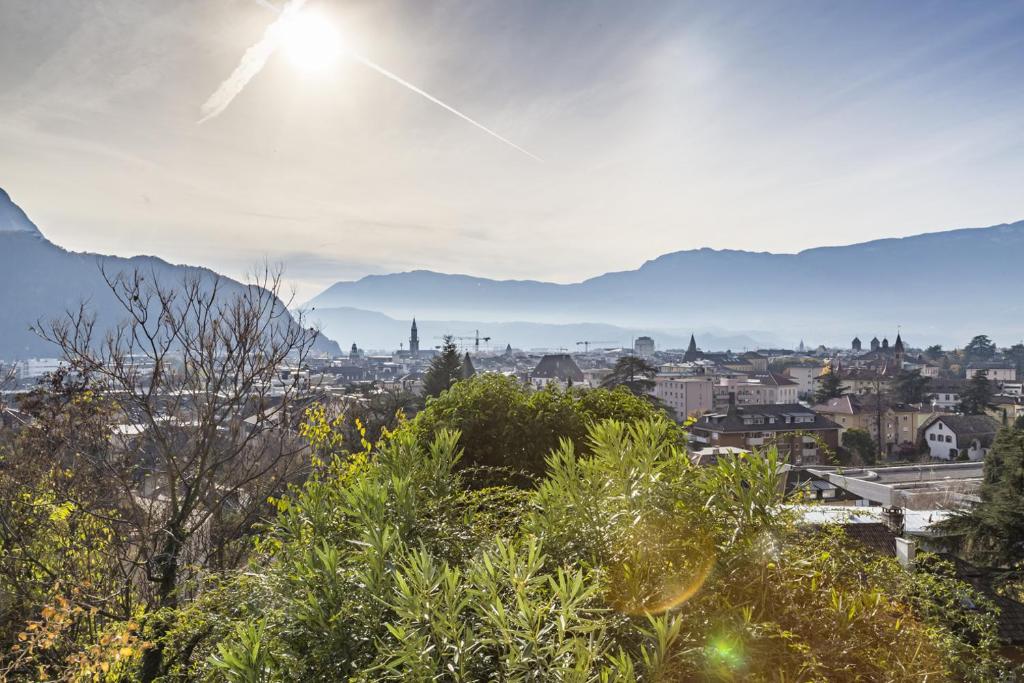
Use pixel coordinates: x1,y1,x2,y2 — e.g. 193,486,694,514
689,402,841,465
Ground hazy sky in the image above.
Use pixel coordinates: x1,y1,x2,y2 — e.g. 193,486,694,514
3,0,1024,301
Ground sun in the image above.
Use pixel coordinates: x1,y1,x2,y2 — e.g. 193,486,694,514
279,10,343,73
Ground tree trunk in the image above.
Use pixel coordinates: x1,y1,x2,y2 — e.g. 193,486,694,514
139,532,182,682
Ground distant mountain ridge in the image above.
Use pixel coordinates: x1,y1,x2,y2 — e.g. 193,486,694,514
308,219,1024,346
0,188,340,360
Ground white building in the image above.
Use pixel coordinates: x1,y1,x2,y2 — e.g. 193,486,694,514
929,383,963,410
652,376,713,421
966,365,1017,383
17,357,63,379
781,364,820,397
921,414,1000,461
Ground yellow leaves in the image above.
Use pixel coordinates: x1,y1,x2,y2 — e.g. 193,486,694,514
48,500,76,522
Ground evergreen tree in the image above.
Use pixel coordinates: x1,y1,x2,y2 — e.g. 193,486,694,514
964,335,996,362
925,344,944,360
960,370,994,415
423,336,463,399
1007,343,1024,375
600,355,657,395
893,368,931,404
842,428,876,466
938,427,1024,569
814,368,845,403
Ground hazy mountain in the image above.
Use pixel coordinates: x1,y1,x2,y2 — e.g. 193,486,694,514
0,188,340,360
308,306,769,354
308,220,1024,347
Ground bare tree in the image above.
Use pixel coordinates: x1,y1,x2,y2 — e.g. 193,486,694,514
36,265,319,681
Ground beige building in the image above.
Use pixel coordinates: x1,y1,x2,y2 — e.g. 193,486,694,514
713,373,799,409
814,395,936,457
653,376,713,420
966,365,1017,383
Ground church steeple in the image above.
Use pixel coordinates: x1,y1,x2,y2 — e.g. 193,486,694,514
409,318,420,356
684,333,699,362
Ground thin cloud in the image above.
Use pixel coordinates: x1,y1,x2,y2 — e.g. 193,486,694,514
197,0,306,124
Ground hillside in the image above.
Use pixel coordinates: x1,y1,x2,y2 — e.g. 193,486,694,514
308,221,1024,346
0,188,340,359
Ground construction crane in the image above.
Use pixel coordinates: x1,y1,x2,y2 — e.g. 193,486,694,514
575,340,618,352
435,329,492,352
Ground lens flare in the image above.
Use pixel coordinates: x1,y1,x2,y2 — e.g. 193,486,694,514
705,633,747,674
606,518,715,616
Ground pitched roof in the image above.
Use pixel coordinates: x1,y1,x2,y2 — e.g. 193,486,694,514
753,372,797,387
923,414,1000,445
693,404,840,433
531,354,584,382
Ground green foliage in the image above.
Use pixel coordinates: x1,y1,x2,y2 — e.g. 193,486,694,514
600,355,658,395
893,368,931,404
960,369,994,415
842,428,877,466
422,335,463,399
964,335,997,362
412,373,685,481
150,407,1013,681
925,344,944,360
938,427,1024,569
1008,343,1024,375
4,380,1016,680
814,368,845,403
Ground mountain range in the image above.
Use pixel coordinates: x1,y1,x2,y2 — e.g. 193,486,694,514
307,220,1024,349
0,188,340,360
5,184,1023,359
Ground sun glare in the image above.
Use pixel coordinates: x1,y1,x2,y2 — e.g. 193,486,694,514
280,10,343,73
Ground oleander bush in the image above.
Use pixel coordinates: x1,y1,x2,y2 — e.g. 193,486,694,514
143,412,1015,682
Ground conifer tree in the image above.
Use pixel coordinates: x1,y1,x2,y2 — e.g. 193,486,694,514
960,370,994,415
814,367,845,403
423,336,463,398
938,427,1024,569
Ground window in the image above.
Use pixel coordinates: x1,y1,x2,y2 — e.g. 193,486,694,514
945,435,952,443
929,434,935,441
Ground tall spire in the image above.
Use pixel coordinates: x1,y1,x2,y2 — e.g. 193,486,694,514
409,318,420,356
684,333,699,362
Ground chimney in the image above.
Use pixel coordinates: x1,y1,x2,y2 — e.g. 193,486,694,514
895,537,916,569
881,505,905,534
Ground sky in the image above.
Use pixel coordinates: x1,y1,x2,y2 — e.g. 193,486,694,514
3,0,1024,301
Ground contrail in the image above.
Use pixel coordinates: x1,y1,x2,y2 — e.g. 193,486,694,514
198,0,307,124
200,0,542,161
349,53,543,162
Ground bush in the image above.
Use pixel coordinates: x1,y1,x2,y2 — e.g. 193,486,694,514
150,411,1014,681
410,373,686,482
